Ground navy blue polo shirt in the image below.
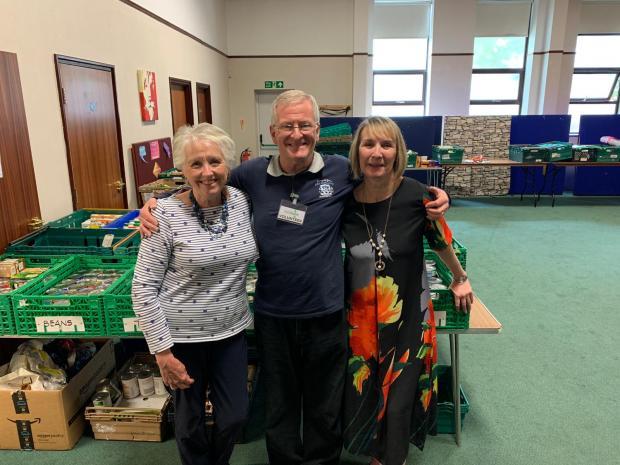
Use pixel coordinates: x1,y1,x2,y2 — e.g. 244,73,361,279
229,153,355,318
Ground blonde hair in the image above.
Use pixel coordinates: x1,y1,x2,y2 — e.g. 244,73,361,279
270,90,320,125
172,123,237,170
349,117,407,179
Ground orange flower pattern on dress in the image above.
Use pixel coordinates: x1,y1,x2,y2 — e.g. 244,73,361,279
348,276,404,396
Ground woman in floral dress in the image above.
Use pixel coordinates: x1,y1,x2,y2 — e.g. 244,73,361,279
342,117,473,465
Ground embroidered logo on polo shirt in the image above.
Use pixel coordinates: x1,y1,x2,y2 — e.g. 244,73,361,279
316,179,335,198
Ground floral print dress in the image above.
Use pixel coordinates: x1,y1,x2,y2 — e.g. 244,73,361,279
342,178,452,465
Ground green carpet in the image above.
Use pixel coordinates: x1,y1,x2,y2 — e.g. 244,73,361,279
2,196,619,465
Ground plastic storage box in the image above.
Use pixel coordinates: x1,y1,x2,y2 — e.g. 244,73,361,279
7,227,140,256
597,146,620,162
509,145,550,163
538,141,573,162
425,251,470,330
432,145,464,164
0,254,68,335
436,364,470,434
46,209,132,229
12,255,135,336
572,145,599,162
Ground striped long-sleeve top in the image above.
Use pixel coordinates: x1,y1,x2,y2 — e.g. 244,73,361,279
131,187,258,354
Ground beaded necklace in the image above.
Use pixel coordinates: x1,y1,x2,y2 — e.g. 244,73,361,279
361,194,393,272
189,189,229,237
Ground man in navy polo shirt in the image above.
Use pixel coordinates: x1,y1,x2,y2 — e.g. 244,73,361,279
140,90,450,464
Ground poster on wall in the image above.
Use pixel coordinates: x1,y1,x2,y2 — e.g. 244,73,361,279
137,69,158,121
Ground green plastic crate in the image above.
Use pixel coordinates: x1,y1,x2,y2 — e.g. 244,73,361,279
13,255,135,336
509,145,550,163
432,145,464,164
423,238,467,270
597,146,620,162
436,364,470,434
0,254,69,335
103,271,141,336
7,227,141,256
318,122,352,139
425,251,470,330
157,167,184,179
572,145,599,161
46,209,131,229
539,141,573,161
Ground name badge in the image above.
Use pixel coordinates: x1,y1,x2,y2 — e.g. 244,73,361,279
277,200,307,225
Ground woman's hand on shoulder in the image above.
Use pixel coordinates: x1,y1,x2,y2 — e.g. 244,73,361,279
139,198,160,238
449,277,474,313
425,186,450,220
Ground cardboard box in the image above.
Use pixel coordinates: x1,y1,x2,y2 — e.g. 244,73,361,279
0,339,115,450
86,394,171,442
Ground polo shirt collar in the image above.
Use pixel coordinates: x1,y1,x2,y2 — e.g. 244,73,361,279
267,152,324,177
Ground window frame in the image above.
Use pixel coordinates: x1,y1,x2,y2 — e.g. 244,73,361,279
569,68,620,111
371,38,429,115
469,36,528,115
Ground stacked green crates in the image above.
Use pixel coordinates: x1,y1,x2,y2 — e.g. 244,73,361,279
423,237,467,271
46,209,131,229
103,271,139,336
7,227,140,256
12,255,135,336
509,145,550,163
538,141,573,161
596,146,620,162
572,145,599,161
425,251,470,330
432,145,464,164
436,364,470,433
0,254,68,335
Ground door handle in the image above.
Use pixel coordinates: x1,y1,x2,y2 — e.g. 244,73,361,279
109,180,126,192
27,217,44,231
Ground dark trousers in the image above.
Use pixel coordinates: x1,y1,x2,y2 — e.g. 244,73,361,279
255,310,348,465
171,332,248,465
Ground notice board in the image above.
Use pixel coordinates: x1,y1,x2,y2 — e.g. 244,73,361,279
131,137,173,206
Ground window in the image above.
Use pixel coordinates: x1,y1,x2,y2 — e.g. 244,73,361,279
569,35,620,133
469,36,527,115
372,38,428,116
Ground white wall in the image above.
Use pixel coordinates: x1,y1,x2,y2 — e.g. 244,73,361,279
0,0,229,217
226,0,355,55
228,57,354,156
131,0,228,52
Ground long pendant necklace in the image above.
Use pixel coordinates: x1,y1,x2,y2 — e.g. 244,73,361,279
189,190,229,237
361,194,393,272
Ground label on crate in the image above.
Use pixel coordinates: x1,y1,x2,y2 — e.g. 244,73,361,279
102,234,115,248
435,311,447,327
123,317,142,333
35,316,85,333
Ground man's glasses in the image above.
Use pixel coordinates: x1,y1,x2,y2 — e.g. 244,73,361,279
275,122,319,134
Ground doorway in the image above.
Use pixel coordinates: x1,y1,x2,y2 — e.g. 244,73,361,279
0,51,42,251
255,90,284,157
196,83,213,124
55,55,127,209
170,78,194,133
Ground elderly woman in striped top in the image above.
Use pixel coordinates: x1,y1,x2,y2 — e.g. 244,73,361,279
132,123,258,465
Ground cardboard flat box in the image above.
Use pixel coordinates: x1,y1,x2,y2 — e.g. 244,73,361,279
86,394,170,442
0,339,115,450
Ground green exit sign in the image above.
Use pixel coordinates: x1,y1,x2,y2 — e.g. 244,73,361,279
264,80,284,89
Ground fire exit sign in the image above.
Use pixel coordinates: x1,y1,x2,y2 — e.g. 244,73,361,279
265,80,284,89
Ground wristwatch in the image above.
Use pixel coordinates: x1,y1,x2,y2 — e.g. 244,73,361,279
453,275,468,284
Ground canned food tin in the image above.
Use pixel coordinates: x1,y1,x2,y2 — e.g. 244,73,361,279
92,391,112,407
138,369,155,396
121,372,140,399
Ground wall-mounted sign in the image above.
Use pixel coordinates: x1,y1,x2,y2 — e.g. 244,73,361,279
264,80,284,89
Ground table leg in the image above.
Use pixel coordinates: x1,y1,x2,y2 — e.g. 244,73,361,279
449,333,461,446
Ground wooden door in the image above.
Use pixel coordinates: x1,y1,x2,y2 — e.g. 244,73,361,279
56,56,127,209
170,78,194,133
196,83,212,124
0,51,41,252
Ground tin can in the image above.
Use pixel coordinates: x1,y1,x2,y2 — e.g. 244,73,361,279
150,365,167,395
138,369,155,396
121,372,140,399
